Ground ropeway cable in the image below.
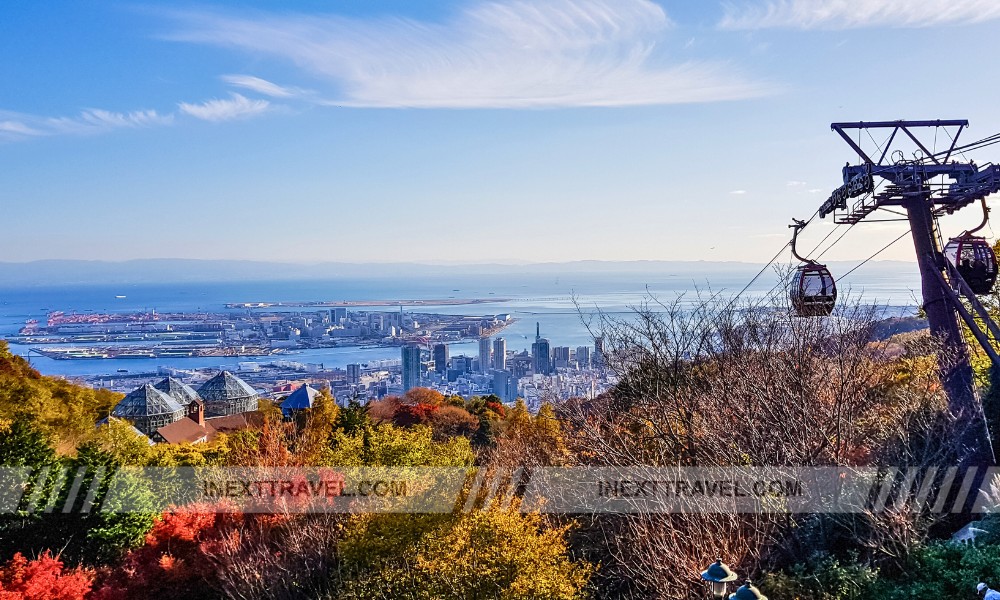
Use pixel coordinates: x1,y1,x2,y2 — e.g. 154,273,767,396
839,229,912,281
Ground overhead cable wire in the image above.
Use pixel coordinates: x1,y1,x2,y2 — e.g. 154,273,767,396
815,223,855,260
840,229,912,281
805,223,842,257
729,240,792,305
731,208,825,305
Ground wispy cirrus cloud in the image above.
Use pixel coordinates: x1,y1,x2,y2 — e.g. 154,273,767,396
47,108,173,133
0,108,173,142
719,0,1000,30
164,0,772,109
0,120,44,138
1,93,274,143
178,93,270,121
221,74,307,99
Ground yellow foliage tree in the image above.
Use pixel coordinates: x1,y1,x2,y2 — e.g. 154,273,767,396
0,341,121,451
340,506,592,600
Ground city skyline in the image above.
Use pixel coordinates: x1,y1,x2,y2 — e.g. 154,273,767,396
5,1,1000,264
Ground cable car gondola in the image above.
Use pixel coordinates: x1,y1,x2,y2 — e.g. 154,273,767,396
789,219,837,317
944,198,997,295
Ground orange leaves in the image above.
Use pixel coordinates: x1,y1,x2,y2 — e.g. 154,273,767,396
402,388,445,407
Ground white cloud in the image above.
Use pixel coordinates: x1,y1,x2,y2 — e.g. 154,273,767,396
165,0,771,108
47,109,173,134
719,0,1000,30
730,189,748,195
0,92,278,143
221,74,305,98
178,93,270,121
0,107,172,142
0,120,43,138
787,180,807,187
808,188,824,193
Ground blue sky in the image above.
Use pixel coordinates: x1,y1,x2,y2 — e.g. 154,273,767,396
3,0,1000,264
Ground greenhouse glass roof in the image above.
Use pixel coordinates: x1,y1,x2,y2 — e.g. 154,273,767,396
112,384,184,418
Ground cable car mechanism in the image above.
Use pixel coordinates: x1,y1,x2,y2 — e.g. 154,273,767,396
789,219,837,317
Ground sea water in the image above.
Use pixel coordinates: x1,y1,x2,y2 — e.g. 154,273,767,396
0,266,922,378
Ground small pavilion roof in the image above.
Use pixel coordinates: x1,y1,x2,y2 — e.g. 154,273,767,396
281,384,320,415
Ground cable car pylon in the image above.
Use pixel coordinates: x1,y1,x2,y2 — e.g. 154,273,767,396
818,119,1000,467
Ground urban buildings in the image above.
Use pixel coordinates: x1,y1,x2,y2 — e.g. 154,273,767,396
492,369,516,402
493,337,506,371
433,343,449,375
552,346,571,368
478,337,491,374
532,323,552,375
576,346,591,368
401,344,422,391
346,363,361,384
532,339,551,375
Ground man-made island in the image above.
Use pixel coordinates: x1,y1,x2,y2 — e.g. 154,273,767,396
226,297,509,308
10,305,514,360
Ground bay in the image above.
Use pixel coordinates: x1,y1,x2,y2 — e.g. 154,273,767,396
0,264,922,378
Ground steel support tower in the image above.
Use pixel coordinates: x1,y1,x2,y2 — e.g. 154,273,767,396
821,120,1000,466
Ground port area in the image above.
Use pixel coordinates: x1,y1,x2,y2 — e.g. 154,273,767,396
29,345,277,360
10,305,515,360
225,298,509,308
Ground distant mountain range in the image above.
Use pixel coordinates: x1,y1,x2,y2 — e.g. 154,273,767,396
0,258,917,286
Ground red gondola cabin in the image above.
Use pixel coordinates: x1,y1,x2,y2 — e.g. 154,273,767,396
944,235,997,295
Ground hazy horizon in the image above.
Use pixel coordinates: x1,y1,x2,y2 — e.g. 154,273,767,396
0,256,918,286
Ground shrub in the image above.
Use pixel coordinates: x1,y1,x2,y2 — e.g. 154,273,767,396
0,551,93,600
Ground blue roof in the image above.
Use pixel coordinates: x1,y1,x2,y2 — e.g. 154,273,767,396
281,384,320,415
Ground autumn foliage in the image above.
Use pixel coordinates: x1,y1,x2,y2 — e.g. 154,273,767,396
90,503,242,600
0,552,93,600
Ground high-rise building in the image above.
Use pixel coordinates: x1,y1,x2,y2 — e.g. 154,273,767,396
478,337,491,374
332,307,347,324
346,363,361,384
594,336,605,368
576,346,591,369
532,338,552,375
493,337,507,371
510,351,532,378
452,355,472,373
552,346,571,368
433,343,449,374
401,345,421,391
492,369,516,402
